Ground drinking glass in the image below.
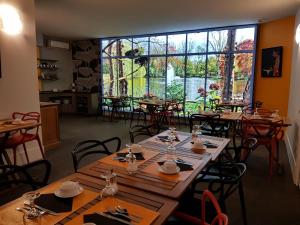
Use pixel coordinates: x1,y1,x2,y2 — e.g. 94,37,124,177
166,127,176,158
22,191,41,219
100,170,118,200
192,125,201,139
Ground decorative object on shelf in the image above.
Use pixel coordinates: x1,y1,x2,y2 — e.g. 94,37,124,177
261,46,283,77
37,58,59,81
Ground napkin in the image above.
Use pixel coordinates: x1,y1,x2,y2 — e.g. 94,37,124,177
34,193,73,213
84,213,130,225
116,152,145,160
157,135,180,142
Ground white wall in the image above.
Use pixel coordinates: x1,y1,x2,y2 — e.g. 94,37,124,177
286,7,300,186
0,0,43,164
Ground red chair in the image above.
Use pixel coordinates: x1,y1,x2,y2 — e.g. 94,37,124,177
241,116,283,177
5,112,45,165
174,190,228,225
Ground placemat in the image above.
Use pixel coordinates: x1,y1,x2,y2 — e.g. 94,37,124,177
35,193,73,213
65,197,160,225
99,148,159,169
141,155,203,182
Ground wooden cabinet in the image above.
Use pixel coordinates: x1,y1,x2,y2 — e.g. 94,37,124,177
40,102,60,151
40,92,98,115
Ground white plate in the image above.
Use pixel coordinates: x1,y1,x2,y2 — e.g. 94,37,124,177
158,166,180,175
54,186,84,198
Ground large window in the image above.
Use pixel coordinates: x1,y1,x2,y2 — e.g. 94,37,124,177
101,25,256,112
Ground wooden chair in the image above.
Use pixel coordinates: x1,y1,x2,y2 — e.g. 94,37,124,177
0,159,51,205
241,116,283,177
5,112,44,165
174,190,228,225
71,137,121,172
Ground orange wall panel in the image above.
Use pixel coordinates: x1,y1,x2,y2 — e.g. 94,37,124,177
255,16,295,116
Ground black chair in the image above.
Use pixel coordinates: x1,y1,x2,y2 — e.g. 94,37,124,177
0,159,51,205
235,137,258,163
130,98,147,127
129,124,154,143
192,162,248,225
189,113,229,137
72,137,121,172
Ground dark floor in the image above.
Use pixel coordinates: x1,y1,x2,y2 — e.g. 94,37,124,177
46,115,300,225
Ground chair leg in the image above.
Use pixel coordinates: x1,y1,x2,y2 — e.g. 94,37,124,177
36,136,45,159
13,147,17,166
22,143,30,163
239,181,248,225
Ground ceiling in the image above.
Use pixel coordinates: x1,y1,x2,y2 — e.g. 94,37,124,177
35,0,300,39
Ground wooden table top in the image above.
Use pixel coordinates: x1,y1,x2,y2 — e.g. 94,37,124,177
241,114,292,127
140,130,230,161
217,101,246,107
0,173,177,225
79,130,228,199
0,120,41,134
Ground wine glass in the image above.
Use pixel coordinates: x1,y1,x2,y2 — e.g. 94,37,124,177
192,125,201,138
166,127,176,159
100,171,118,200
22,191,41,219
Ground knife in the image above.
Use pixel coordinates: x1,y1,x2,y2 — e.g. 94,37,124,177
32,204,59,216
96,211,133,225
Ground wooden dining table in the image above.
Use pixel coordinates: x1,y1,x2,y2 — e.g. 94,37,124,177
0,119,41,165
79,130,230,199
0,172,178,225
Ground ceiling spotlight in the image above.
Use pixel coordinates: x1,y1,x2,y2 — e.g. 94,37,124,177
0,4,22,35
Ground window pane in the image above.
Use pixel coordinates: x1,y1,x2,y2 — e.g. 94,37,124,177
208,30,230,52
186,55,206,78
166,56,185,101
149,57,166,99
206,54,229,105
132,58,147,97
133,37,149,55
102,39,117,57
102,58,118,96
232,53,253,102
187,32,207,53
168,34,186,54
234,28,255,51
150,36,166,55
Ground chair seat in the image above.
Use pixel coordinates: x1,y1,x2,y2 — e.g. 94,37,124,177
5,134,37,147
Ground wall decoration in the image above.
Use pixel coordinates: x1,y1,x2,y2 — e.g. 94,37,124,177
261,46,283,77
72,39,100,92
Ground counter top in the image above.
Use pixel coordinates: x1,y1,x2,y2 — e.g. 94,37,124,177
40,102,60,107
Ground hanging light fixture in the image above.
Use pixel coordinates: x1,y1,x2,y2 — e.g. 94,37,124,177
0,4,22,35
295,24,300,44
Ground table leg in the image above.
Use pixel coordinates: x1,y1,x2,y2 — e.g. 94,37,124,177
0,132,11,165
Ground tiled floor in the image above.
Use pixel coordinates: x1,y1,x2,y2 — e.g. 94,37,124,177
46,115,300,225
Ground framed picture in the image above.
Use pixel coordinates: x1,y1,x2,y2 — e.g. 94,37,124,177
261,46,283,77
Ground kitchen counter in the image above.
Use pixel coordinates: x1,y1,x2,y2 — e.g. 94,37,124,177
40,102,60,150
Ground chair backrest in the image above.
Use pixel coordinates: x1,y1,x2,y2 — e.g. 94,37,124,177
129,124,153,143
201,190,228,225
72,137,121,172
241,117,283,141
189,113,221,135
12,112,40,135
0,159,51,205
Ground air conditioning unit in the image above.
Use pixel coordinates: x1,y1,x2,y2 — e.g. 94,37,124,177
47,40,70,50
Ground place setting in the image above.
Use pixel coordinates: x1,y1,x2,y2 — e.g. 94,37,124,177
99,144,159,169
65,171,160,225
15,180,85,224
